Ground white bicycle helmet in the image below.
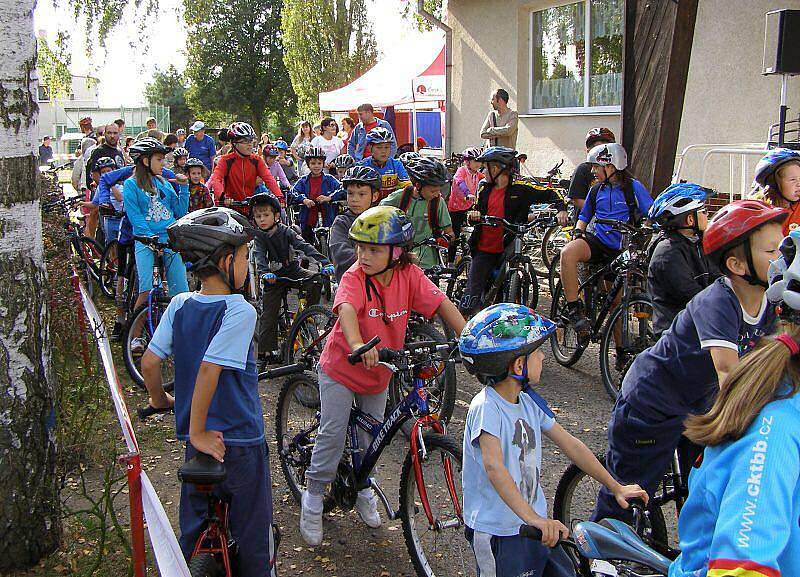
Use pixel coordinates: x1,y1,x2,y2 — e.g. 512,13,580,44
768,230,800,313
587,143,628,171
227,122,256,142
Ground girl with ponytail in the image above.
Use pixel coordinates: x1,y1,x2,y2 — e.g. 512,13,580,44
669,231,800,577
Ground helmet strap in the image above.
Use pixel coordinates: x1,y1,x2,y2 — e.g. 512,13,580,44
740,237,768,288
233,140,250,157
509,353,529,386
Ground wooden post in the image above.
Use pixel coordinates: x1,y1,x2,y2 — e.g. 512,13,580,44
622,0,699,194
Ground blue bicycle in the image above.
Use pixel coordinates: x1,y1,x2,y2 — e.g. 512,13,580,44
274,337,468,577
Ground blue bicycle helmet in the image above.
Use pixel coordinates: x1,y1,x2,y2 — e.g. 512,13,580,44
753,148,800,189
648,183,714,228
365,127,394,145
274,139,289,151
459,303,556,379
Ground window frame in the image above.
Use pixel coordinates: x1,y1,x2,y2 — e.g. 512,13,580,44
527,0,623,116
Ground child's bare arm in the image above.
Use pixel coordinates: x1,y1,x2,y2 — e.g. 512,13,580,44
709,346,739,386
189,361,226,462
141,350,173,409
436,298,466,335
338,303,378,368
479,432,568,546
545,423,648,508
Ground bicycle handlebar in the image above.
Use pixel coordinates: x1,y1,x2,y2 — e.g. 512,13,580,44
347,337,458,366
518,525,544,541
133,235,172,250
259,362,306,380
347,336,382,364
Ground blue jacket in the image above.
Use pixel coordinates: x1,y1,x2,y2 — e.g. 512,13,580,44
99,166,178,244
122,175,189,243
184,134,216,172
288,173,344,228
347,117,397,161
669,390,800,577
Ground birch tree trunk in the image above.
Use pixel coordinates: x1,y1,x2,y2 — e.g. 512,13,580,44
0,0,60,568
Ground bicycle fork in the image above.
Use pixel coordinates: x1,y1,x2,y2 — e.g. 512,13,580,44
409,417,462,530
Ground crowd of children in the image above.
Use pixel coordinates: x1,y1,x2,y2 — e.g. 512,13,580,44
75,110,800,577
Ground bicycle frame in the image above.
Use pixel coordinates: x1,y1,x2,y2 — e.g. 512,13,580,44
191,489,235,576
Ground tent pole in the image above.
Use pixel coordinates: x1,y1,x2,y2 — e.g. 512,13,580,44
412,85,418,152
416,1,451,157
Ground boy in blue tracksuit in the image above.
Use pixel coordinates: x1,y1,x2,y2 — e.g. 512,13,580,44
140,207,277,577
593,200,787,524
288,146,343,244
358,127,411,200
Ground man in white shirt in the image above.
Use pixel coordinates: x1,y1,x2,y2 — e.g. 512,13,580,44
480,88,519,149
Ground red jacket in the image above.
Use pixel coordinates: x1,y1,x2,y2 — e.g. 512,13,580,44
208,152,283,204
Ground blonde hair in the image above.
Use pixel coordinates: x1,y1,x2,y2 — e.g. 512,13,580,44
685,322,800,446
762,159,800,207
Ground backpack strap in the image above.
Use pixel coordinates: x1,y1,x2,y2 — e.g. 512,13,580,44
623,181,642,226
398,186,413,212
429,195,440,233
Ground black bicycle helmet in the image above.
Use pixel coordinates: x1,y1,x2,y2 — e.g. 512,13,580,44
334,154,356,170
167,207,253,268
398,151,421,166
129,137,170,163
93,157,118,171
341,165,381,191
248,192,281,213
405,157,451,187
476,146,518,168
304,146,327,160
365,127,394,145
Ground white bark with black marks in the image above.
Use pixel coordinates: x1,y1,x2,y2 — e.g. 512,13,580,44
0,0,60,568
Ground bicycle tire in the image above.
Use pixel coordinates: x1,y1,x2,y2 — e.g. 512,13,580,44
553,453,669,569
541,225,568,271
122,299,173,390
598,296,655,400
99,240,119,299
284,304,334,407
547,251,560,296
399,432,468,577
187,552,223,577
275,372,336,513
549,281,588,366
389,323,456,436
77,235,103,281
507,263,539,311
445,256,470,305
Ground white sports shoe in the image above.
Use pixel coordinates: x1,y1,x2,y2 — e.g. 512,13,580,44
300,491,323,546
355,488,382,528
130,337,147,354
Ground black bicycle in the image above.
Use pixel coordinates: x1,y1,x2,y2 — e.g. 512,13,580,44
550,219,655,398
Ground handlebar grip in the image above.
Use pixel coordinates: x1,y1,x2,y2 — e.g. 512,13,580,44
628,497,647,510
519,525,543,541
137,405,173,420
348,336,381,364
259,363,305,379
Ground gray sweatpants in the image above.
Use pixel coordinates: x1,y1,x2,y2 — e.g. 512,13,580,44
305,369,388,496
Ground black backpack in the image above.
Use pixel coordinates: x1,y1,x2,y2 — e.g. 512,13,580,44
585,181,642,226
398,186,441,233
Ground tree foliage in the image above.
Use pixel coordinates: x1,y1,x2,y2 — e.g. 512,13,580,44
144,65,196,132
183,0,295,137
282,0,378,117
399,0,446,33
36,34,72,99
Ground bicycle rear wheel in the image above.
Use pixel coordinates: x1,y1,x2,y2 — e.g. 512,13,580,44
122,298,174,390
549,281,588,366
541,224,568,271
599,296,655,399
74,235,103,281
507,262,539,312
400,432,471,577
99,240,119,299
187,552,223,577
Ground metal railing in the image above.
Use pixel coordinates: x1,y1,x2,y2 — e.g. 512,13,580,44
671,143,769,203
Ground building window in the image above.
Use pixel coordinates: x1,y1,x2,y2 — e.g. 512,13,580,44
37,85,50,101
529,0,623,114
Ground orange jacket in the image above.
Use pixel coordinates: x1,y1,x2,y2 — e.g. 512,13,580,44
208,152,282,203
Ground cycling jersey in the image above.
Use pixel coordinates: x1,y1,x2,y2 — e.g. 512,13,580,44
669,390,800,577
358,156,410,198
208,151,282,205
578,179,653,250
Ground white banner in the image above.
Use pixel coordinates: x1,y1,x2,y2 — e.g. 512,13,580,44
77,281,191,577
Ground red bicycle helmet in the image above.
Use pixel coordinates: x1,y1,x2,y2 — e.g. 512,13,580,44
703,200,788,257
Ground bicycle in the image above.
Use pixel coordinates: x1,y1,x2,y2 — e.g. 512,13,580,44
122,235,175,391
550,219,656,398
97,205,127,299
553,450,689,564
275,337,467,577
521,498,672,577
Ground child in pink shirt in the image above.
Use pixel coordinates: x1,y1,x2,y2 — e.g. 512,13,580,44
300,206,465,546
448,147,485,262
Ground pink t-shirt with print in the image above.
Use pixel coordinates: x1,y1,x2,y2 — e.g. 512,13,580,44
449,165,484,212
319,262,446,395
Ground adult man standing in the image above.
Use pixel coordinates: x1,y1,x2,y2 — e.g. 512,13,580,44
84,123,125,188
348,103,397,161
38,136,54,165
480,89,518,149
185,120,216,172
136,116,165,141
114,118,126,135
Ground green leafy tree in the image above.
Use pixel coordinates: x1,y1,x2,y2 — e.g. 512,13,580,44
282,0,378,117
36,34,72,98
144,65,196,133
399,0,446,32
183,0,295,137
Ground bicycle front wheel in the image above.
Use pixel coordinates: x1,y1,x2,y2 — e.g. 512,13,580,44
74,235,103,281
122,299,173,390
187,552,223,577
507,262,539,312
549,281,588,366
599,296,655,400
99,240,119,299
400,433,471,577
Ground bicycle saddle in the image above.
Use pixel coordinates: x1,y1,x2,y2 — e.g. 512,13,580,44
573,520,671,574
178,453,227,485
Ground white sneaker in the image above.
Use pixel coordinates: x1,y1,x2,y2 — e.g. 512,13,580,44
130,337,147,354
300,491,323,546
355,488,382,528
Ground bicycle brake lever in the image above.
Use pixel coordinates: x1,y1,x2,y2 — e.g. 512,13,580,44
377,361,397,373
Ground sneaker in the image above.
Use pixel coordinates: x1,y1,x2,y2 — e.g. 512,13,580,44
563,301,591,345
355,488,382,528
300,491,323,546
110,321,125,342
130,337,147,354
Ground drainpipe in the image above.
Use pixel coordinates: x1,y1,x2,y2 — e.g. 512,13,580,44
416,0,452,157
